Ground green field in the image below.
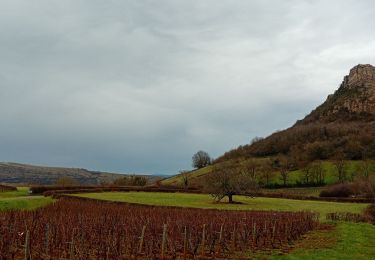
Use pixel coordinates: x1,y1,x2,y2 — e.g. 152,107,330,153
75,192,367,221
0,187,54,211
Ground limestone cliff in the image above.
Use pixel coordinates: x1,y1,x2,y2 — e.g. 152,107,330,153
298,64,375,124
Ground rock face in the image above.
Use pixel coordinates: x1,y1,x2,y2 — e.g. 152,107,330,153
339,64,375,114
300,64,375,124
346,64,375,89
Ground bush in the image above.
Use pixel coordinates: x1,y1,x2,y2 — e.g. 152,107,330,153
326,212,367,222
113,176,147,186
355,176,375,198
364,204,375,224
319,183,354,197
0,184,17,192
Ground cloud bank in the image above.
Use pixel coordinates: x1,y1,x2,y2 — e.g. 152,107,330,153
1,0,375,174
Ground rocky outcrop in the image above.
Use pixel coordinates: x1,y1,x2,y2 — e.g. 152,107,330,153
339,64,375,114
346,64,375,89
300,64,375,123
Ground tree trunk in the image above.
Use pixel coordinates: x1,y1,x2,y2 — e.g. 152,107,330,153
228,194,233,203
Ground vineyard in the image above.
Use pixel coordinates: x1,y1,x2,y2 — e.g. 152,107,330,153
0,198,319,259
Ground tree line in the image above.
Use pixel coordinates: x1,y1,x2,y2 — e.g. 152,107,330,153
189,150,375,203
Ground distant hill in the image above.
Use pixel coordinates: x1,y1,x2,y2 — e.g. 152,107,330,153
0,162,161,185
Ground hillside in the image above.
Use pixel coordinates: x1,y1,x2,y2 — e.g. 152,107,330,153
217,64,375,163
0,162,161,185
162,64,375,186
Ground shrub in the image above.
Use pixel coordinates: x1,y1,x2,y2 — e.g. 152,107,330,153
113,175,147,186
356,176,375,198
364,204,375,224
0,184,17,192
319,183,354,197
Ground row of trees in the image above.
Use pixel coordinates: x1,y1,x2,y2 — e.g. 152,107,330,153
54,175,148,187
202,158,375,203
188,149,375,203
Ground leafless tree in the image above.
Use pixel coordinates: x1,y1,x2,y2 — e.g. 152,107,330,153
310,161,325,184
333,155,347,183
260,159,275,186
275,155,294,186
357,160,374,179
242,159,261,182
205,165,258,203
180,170,189,191
192,150,211,169
300,164,312,185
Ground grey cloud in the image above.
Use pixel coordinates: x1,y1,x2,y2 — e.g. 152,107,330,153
1,0,375,174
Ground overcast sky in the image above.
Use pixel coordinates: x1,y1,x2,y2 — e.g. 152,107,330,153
1,0,375,175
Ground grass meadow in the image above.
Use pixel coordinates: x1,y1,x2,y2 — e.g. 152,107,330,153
0,187,53,211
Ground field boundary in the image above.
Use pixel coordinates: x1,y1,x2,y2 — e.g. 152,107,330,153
43,187,375,203
247,192,374,203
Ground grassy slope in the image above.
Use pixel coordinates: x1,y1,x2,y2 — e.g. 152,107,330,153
275,222,375,260
162,160,361,187
75,192,367,221
0,187,53,211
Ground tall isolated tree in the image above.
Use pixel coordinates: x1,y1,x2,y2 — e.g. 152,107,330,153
205,165,258,203
192,150,211,169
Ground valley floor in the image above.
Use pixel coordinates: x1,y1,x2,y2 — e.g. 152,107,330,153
1,188,374,259
75,191,367,221
74,191,375,259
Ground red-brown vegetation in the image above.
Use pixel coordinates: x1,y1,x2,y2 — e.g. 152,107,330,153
0,198,318,259
0,184,17,192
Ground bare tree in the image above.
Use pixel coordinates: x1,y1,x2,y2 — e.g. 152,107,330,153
310,161,325,184
357,160,374,179
250,136,263,144
192,151,211,169
333,156,347,183
274,155,294,186
205,165,257,203
243,159,261,182
180,170,189,191
300,164,312,185
260,159,275,186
